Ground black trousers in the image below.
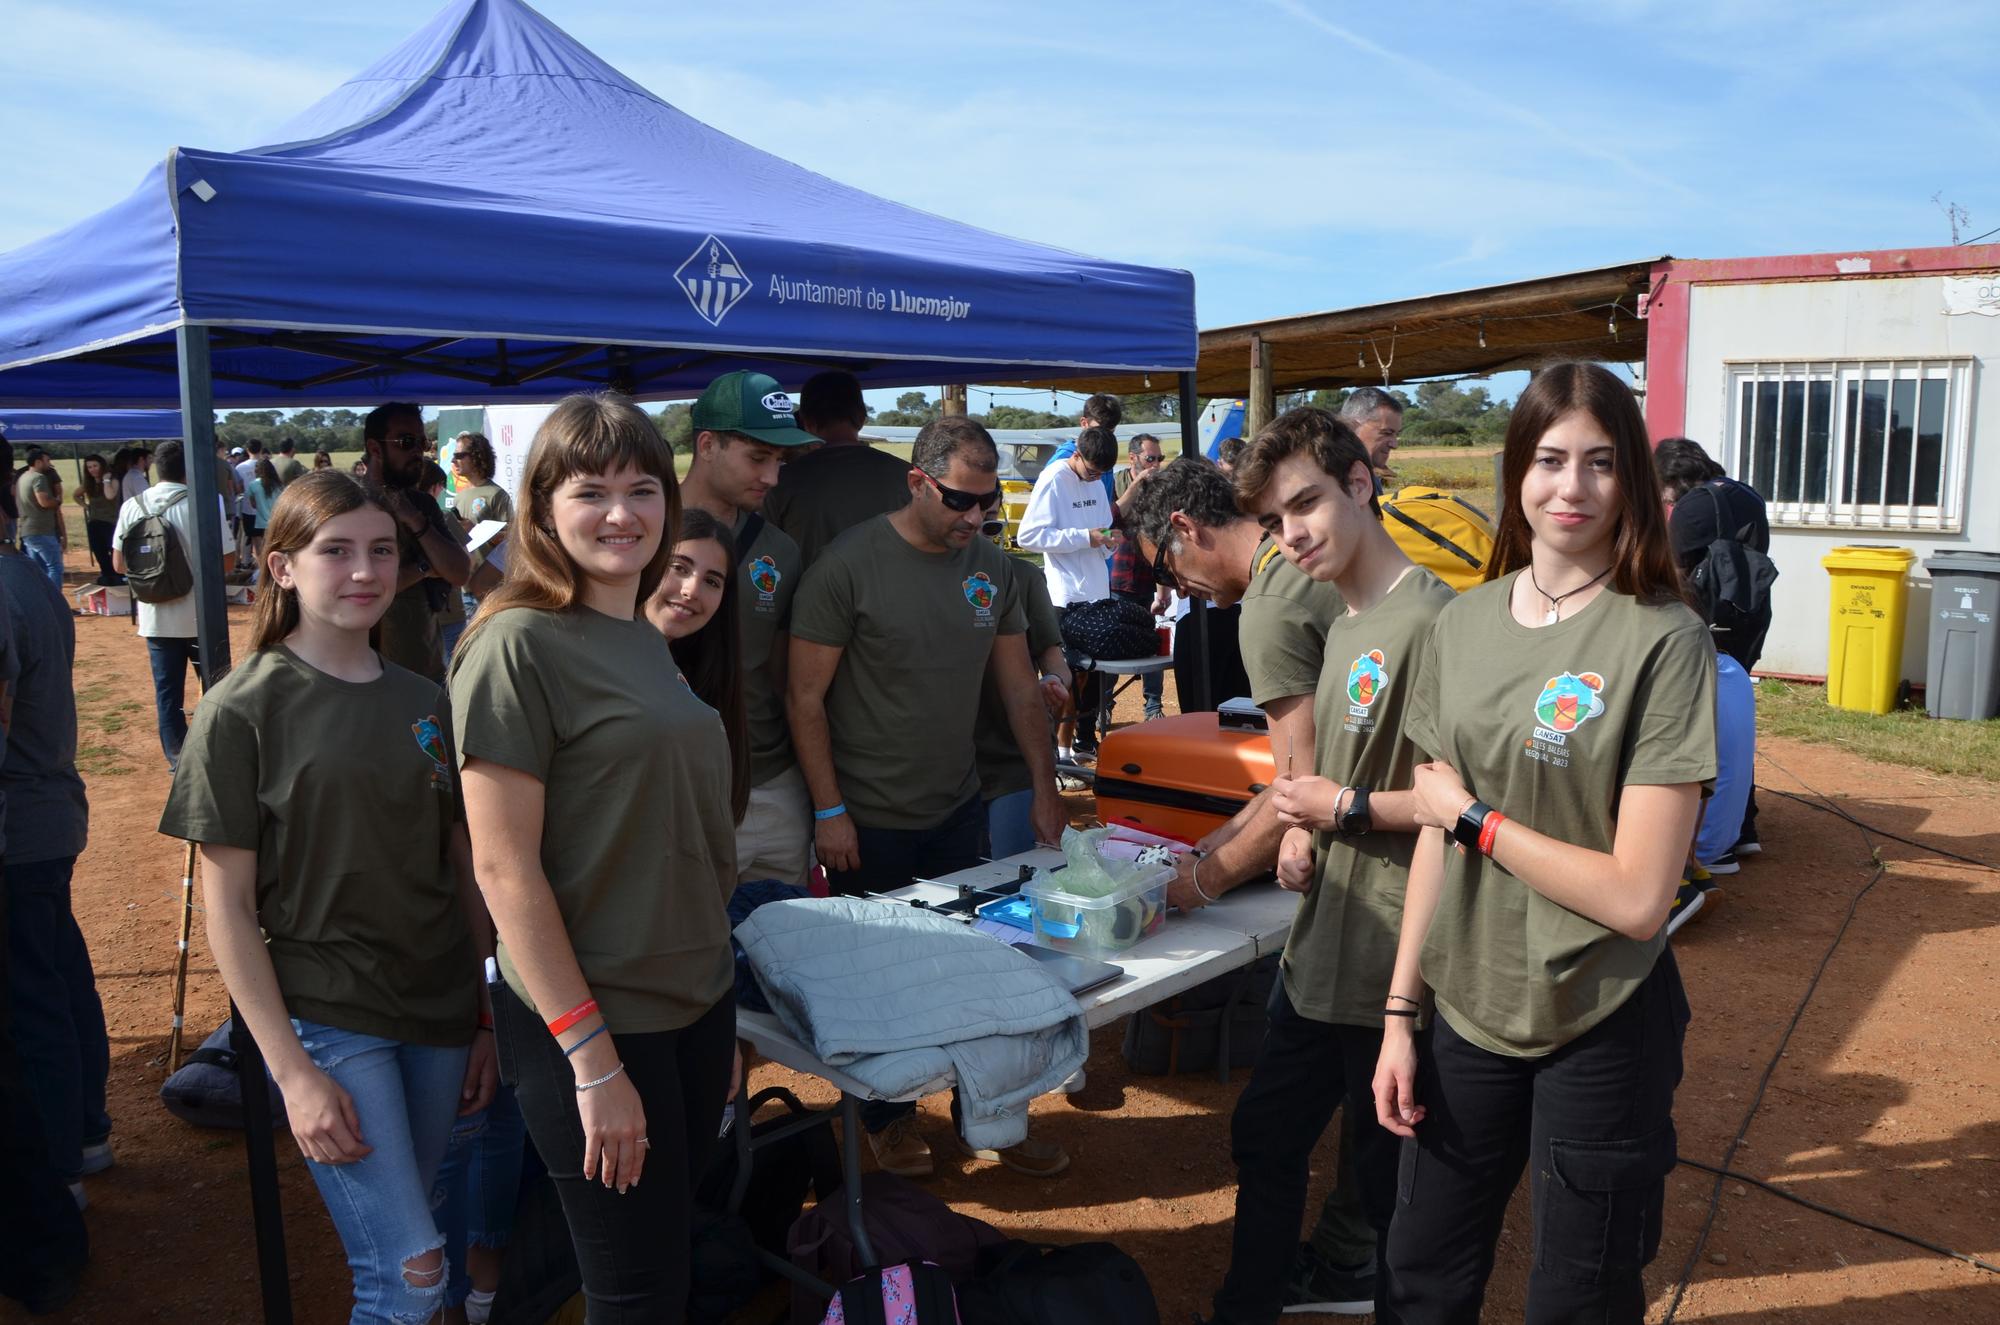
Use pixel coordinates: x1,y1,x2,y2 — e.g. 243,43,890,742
1385,951,1688,1324
1214,984,1399,1325
824,793,985,899
498,982,736,1324
85,519,119,584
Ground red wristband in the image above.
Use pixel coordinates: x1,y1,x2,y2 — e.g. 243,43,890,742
477,1011,495,1031
1477,811,1506,857
546,997,598,1037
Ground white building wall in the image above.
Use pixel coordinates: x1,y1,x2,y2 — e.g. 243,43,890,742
1681,275,2000,682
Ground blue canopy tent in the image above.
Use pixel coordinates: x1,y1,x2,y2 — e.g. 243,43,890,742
0,0,1191,408
0,4,1196,1315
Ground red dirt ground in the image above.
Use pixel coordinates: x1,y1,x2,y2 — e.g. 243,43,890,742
26,590,2000,1324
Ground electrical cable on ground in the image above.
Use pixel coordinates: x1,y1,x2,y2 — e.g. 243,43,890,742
1674,1158,2000,1275
1661,755,1999,1320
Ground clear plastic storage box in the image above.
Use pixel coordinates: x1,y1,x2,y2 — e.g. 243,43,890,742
1025,861,1174,958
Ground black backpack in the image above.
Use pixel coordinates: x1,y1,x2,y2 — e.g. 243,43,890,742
1060,597,1157,664
120,488,194,604
1686,484,1778,661
955,1240,1161,1325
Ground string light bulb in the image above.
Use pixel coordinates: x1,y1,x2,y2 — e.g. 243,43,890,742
1477,318,1487,349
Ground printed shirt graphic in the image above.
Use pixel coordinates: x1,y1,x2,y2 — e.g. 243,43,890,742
790,515,1026,829
1288,569,1454,1026
734,514,802,784
1404,572,1717,1057
157,647,476,1046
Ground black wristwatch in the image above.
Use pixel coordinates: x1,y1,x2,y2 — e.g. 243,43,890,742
1452,799,1495,852
1336,786,1373,836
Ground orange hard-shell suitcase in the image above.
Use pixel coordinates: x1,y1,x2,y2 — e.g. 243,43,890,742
1093,712,1275,844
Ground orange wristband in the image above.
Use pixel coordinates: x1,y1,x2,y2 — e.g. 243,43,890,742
1477,811,1506,857
546,997,598,1037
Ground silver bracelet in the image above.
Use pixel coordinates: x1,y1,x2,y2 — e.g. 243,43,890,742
575,1062,627,1093
1191,857,1218,904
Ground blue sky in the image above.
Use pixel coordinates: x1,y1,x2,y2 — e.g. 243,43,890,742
5,0,1997,411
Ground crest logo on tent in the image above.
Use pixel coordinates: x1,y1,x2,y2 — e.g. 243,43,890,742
675,235,751,327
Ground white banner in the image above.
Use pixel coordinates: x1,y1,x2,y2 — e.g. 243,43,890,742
484,403,559,500
1941,275,2000,317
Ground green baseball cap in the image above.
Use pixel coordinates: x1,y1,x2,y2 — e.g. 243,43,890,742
690,371,820,447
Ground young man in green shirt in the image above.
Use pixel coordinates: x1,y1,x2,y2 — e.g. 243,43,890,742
273,437,308,487
763,370,911,567
362,403,471,682
788,415,1068,1179
1199,408,1454,1325
682,371,818,885
1122,456,1381,1313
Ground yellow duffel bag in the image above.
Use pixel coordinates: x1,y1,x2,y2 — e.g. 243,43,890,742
1381,486,1495,592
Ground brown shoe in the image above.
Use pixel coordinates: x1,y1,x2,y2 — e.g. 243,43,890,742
867,1115,934,1178
956,1130,1070,1177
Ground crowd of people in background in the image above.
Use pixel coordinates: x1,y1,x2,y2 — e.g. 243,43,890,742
0,358,1773,1323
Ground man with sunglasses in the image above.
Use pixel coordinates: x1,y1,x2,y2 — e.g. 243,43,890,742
1017,425,1121,758
362,402,471,682
789,415,1069,1180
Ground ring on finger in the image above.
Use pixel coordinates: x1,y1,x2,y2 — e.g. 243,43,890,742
636,1136,650,1146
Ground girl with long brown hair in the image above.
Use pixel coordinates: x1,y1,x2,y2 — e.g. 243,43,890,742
450,392,740,1321
1371,363,1715,1321
646,508,750,823
73,453,122,584
160,471,495,1324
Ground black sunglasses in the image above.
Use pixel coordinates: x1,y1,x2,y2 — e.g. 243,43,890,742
917,468,1002,512
385,432,426,453
1150,535,1180,591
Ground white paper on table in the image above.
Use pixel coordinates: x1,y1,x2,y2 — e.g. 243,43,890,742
465,519,508,553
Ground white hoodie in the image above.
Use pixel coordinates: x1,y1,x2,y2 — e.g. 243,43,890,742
1017,459,1111,607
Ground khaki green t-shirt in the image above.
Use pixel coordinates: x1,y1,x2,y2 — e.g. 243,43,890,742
790,516,1027,829
83,482,120,524
452,482,512,530
1284,569,1456,1026
376,502,453,683
158,646,477,1046
1406,574,1717,1058
15,471,58,538
451,607,736,1033
735,513,802,785
275,456,308,486
975,554,1063,801
1240,537,1347,704
765,445,912,567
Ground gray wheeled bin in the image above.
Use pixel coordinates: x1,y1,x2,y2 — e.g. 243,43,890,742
1923,551,2000,720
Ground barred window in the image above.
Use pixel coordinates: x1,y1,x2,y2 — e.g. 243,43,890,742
1724,359,1972,531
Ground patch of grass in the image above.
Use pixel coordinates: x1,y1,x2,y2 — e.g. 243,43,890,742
1755,677,2000,782
1390,450,1498,492
76,743,137,778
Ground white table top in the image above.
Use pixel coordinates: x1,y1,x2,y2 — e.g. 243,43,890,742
734,848,1296,1097
1089,654,1174,676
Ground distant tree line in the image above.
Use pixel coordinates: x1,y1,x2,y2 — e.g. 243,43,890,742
1299,381,1511,446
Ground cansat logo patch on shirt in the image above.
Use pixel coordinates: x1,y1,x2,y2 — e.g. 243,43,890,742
412,715,449,787
963,572,997,616
1525,671,1607,765
749,555,780,598
1347,649,1388,709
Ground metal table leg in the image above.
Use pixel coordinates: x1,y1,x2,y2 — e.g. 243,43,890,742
838,1092,879,1267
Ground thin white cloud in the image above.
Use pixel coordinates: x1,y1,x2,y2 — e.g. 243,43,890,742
1263,0,1699,202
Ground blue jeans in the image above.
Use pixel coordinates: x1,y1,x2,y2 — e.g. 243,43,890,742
145,636,200,768
431,1084,526,1309
21,534,64,594
4,857,110,1181
984,790,1036,861
292,1019,469,1325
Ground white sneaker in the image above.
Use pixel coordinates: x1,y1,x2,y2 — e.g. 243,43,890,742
69,1181,87,1211
79,1139,115,1175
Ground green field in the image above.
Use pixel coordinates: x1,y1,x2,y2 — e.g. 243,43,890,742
1755,678,2000,783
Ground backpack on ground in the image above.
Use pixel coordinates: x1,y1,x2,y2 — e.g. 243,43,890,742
954,1240,1160,1325
120,488,193,604
1120,953,1277,1080
788,1173,1005,1324
820,1260,962,1325
1687,483,1778,660
1380,486,1494,592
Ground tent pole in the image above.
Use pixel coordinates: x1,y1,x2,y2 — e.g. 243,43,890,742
1177,371,1212,712
178,327,292,1324
176,326,233,687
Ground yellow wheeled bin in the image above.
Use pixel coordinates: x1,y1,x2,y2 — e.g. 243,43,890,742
1822,545,1916,713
